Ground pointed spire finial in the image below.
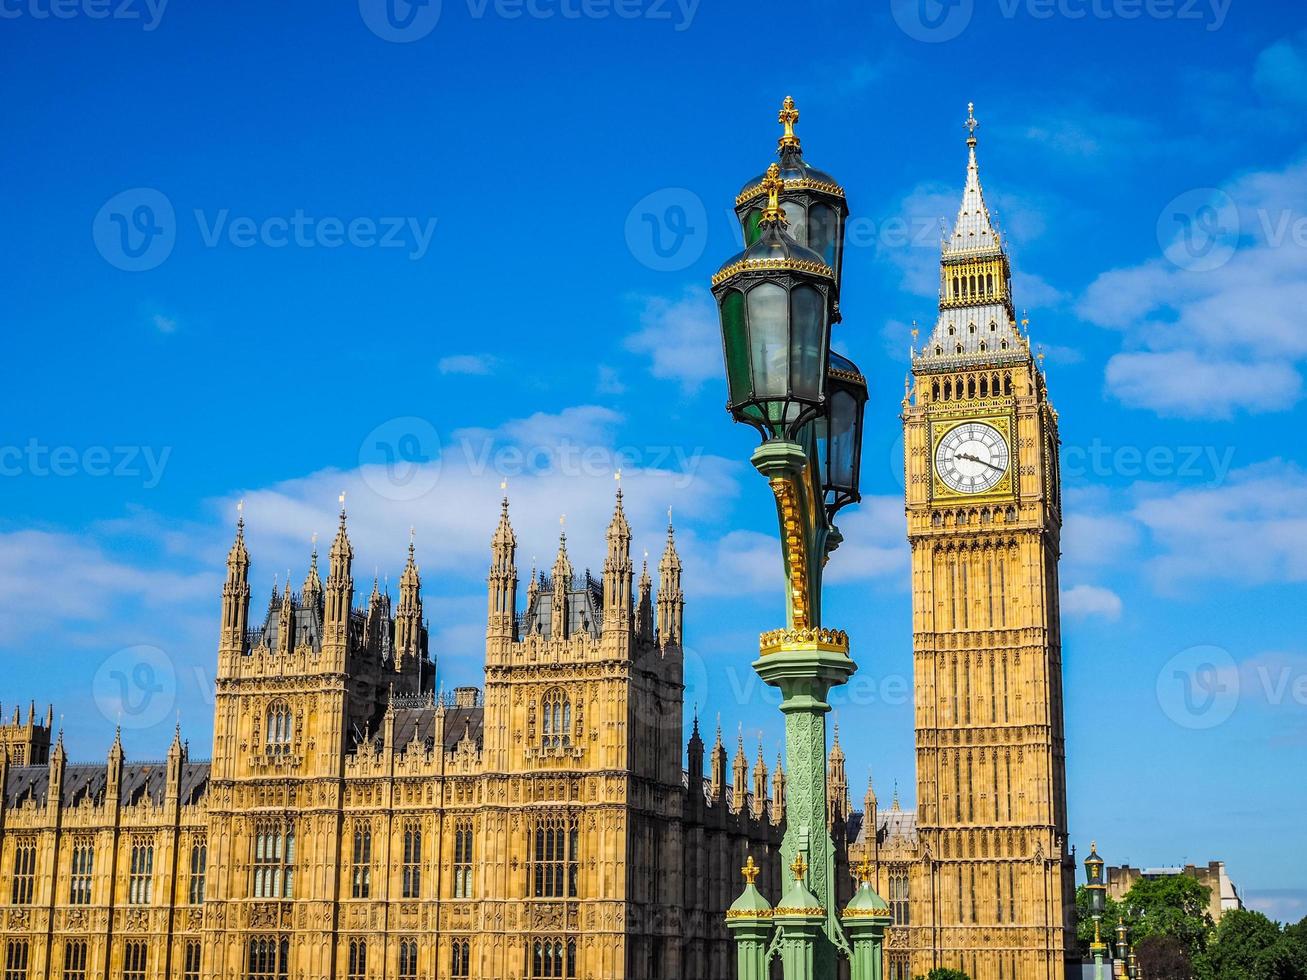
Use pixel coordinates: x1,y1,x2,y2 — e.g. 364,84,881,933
338,490,347,518
966,101,979,147
742,855,761,886
790,852,809,882
236,498,245,532
758,162,787,227
778,95,800,151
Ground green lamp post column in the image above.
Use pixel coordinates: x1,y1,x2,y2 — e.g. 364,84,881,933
715,149,871,978
1085,843,1108,980
728,856,775,980
843,859,893,980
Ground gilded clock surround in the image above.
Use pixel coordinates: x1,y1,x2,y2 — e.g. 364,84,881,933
929,415,1015,501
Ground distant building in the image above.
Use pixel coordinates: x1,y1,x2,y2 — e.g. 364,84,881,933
1107,862,1244,922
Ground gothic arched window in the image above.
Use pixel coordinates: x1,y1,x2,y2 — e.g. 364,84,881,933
266,701,292,754
351,825,372,899
251,822,295,899
541,689,572,749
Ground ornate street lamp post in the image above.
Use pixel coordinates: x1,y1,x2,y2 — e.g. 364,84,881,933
1114,918,1130,980
1085,843,1108,980
716,98,884,980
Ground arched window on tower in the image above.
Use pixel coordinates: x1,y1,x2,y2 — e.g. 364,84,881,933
265,701,292,755
541,688,572,750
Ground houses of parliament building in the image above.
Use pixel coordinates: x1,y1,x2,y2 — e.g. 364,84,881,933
0,491,802,980
0,102,1076,980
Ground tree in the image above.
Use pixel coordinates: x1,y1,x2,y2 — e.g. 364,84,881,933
1252,935,1307,980
1120,874,1216,964
1138,933,1193,980
917,971,970,980
1200,908,1283,980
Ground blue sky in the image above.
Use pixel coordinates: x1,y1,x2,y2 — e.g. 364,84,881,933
2,0,1306,922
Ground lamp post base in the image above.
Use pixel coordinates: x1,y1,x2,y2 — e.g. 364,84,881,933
754,633,857,976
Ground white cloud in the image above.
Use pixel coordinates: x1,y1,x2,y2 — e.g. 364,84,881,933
1016,107,1153,164
0,529,214,644
1131,462,1307,589
151,313,178,334
1254,32,1307,106
624,286,721,391
438,354,497,376
1104,351,1302,419
1061,584,1122,621
1079,156,1307,418
596,365,625,395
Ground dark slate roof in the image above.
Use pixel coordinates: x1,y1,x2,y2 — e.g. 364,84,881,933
252,592,325,653
519,572,604,640
358,705,484,754
3,762,209,808
849,806,918,847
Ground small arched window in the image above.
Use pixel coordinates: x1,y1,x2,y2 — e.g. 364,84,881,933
541,689,572,750
266,701,292,754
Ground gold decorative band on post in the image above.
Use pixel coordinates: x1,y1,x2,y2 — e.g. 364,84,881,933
726,908,776,919
842,908,890,919
772,906,827,917
758,627,850,655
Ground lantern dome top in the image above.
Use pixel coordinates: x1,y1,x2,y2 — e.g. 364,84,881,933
829,351,865,386
736,97,846,208
714,164,834,288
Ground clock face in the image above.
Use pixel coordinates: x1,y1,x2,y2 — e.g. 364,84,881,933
935,421,1010,494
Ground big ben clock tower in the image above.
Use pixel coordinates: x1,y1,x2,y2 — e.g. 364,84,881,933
897,105,1076,980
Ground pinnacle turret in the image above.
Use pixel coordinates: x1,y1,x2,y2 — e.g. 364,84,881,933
487,496,518,642
657,512,684,646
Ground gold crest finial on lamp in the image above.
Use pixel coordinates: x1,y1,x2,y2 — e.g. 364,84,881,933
758,163,787,227
778,95,801,151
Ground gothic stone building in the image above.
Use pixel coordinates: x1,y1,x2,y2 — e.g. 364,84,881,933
0,492,794,980
849,110,1078,980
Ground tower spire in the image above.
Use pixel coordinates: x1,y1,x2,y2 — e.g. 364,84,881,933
603,472,633,635
550,516,572,640
396,527,425,677
325,491,354,646
657,509,684,647
221,500,251,651
916,102,1023,366
487,490,518,643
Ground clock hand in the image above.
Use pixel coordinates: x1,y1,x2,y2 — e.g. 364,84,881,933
956,452,1005,473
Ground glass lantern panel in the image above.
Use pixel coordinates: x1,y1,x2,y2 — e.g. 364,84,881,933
809,203,838,270
747,283,790,399
782,201,807,245
720,290,751,405
789,284,826,401
827,389,857,490
744,207,763,247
